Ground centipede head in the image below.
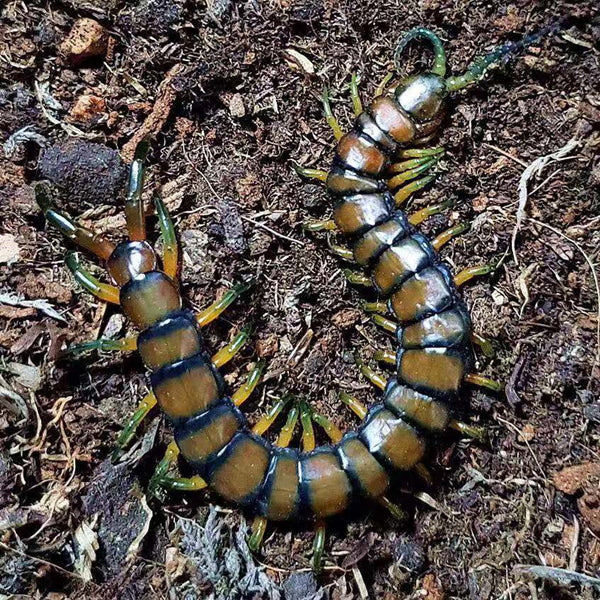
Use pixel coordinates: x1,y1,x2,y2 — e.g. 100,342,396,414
107,240,157,286
394,73,447,122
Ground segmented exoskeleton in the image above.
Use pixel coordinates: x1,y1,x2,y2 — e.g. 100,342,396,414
35,23,560,574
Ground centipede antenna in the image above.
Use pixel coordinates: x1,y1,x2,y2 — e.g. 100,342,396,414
395,28,447,77
125,140,149,242
446,20,567,92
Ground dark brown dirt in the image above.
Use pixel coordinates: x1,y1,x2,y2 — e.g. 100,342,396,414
1,1,599,598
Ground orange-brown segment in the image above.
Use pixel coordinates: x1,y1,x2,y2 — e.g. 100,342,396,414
265,454,300,521
326,168,383,196
121,271,182,329
399,348,465,395
338,437,389,498
389,267,453,323
302,452,352,518
360,409,425,470
401,308,469,348
384,383,450,431
369,97,416,144
336,132,388,175
152,356,220,420
333,193,390,235
353,217,408,265
209,435,270,503
178,409,240,464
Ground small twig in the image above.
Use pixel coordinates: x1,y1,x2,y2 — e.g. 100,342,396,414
514,564,600,589
511,138,580,266
483,143,528,168
241,215,305,247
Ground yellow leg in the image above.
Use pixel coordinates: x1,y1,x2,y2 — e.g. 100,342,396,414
340,391,368,420
374,349,396,366
211,326,251,369
196,281,251,327
329,239,354,261
252,395,291,436
344,269,371,287
388,156,441,188
449,419,487,443
232,360,265,407
407,199,452,227
304,218,336,232
350,72,362,116
377,495,408,521
300,400,316,452
112,391,157,462
394,175,436,206
371,314,398,334
361,300,387,314
66,253,120,304
464,373,504,393
453,264,495,287
432,222,469,251
358,361,387,391
322,87,343,140
293,162,329,182
68,334,138,356
375,72,394,97
149,441,207,494
276,403,300,447
310,409,343,443
470,332,495,358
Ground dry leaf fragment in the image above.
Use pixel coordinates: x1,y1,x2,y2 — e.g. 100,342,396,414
0,234,20,265
283,48,315,74
73,514,99,582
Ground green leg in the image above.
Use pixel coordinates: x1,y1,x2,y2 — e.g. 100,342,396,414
322,87,343,140
464,373,504,393
398,147,445,159
350,73,362,116
112,391,157,462
374,348,396,365
377,495,408,521
371,314,398,334
374,72,394,97
211,326,252,369
408,199,452,226
125,141,149,242
67,335,138,356
388,155,442,189
432,222,469,251
312,520,326,574
454,264,496,287
153,194,178,280
196,281,252,327
232,360,265,407
149,441,207,496
340,391,368,420
344,269,371,287
35,183,115,260
328,239,354,262
361,300,388,314
449,419,488,443
471,332,495,358
292,161,328,182
66,252,120,304
394,175,436,206
357,360,387,391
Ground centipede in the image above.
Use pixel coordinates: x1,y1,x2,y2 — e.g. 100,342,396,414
35,23,562,573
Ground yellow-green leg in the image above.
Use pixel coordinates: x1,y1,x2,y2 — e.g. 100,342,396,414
328,238,354,262
304,218,337,232
454,264,496,287
388,154,442,189
149,441,207,496
67,334,138,356
66,252,120,304
154,194,178,280
357,360,387,391
196,281,252,327
125,141,149,242
407,199,452,227
232,360,265,407
344,269,371,287
464,373,504,393
375,72,394,98
293,161,329,183
322,87,343,140
374,348,396,365
350,73,362,116
211,326,252,369
339,391,368,420
394,175,436,206
312,520,326,574
449,419,488,443
470,332,495,358
432,222,469,251
371,314,398,334
111,391,157,462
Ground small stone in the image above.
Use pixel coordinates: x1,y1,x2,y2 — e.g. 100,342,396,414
69,94,106,122
331,308,360,330
229,93,246,118
282,571,318,600
59,18,109,65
